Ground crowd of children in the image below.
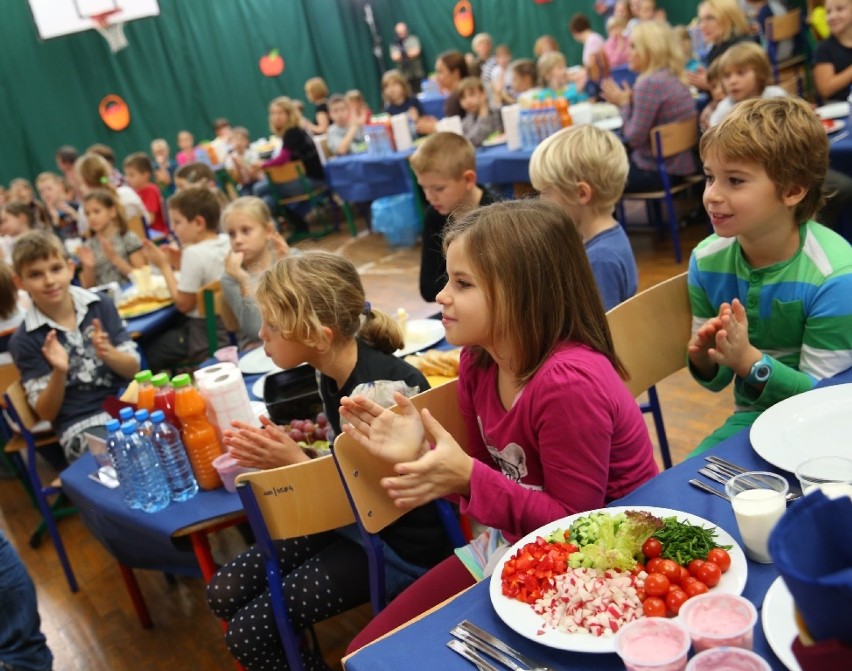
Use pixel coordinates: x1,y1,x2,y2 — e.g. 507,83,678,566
2,4,852,671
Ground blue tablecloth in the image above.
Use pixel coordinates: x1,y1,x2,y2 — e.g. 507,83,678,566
476,145,534,185
124,305,179,339
61,452,243,576
829,127,852,175
344,368,852,671
417,93,448,119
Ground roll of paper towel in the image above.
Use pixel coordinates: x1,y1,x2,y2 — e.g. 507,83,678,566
391,113,413,151
197,367,260,436
193,362,236,385
501,105,521,150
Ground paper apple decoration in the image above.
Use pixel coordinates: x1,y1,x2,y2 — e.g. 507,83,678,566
453,0,475,37
98,94,130,131
259,49,285,77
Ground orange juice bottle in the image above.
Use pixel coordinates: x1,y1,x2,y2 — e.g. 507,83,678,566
555,98,572,128
171,374,223,490
135,370,155,412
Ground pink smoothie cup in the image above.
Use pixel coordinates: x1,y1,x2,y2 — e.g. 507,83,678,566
614,617,691,671
680,593,757,652
685,647,771,671
212,453,253,493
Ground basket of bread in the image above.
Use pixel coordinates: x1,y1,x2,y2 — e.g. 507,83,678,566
404,348,462,386
118,268,172,318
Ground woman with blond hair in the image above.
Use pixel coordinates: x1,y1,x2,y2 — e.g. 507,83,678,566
601,20,698,191
253,96,325,236
688,0,753,90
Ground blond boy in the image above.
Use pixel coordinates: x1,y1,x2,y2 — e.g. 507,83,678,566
9,231,139,460
409,133,498,302
688,97,852,455
530,124,637,310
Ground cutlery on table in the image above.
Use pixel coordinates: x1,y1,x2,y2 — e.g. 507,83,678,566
689,478,730,501
452,621,555,671
830,130,849,144
447,639,501,671
704,458,802,501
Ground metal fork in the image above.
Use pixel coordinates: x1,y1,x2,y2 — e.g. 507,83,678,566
689,478,731,501
447,639,501,671
455,620,555,671
703,460,801,502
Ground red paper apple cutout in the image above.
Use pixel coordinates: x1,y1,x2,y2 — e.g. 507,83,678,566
259,49,285,77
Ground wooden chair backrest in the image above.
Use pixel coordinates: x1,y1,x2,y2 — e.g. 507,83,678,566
5,379,39,433
126,215,147,241
197,279,239,334
0,362,19,410
650,118,698,160
333,379,466,533
779,72,803,96
235,455,355,539
767,8,802,43
264,161,307,185
606,273,691,398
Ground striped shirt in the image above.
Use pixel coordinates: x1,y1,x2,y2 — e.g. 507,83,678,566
688,222,852,412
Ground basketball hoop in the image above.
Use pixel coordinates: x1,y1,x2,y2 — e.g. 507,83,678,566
91,8,128,53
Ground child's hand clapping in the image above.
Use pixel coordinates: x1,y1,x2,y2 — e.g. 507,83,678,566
42,330,68,373
707,299,762,378
340,392,427,464
90,318,115,361
224,416,309,469
76,245,95,269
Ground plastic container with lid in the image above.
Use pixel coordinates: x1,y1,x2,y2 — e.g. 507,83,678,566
212,453,255,493
172,373,223,490
134,370,155,411
151,372,178,427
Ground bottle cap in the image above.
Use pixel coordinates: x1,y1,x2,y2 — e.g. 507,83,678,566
135,409,149,422
119,407,134,420
120,420,137,435
150,410,165,423
151,372,170,388
106,419,120,432
134,370,153,384
171,373,191,388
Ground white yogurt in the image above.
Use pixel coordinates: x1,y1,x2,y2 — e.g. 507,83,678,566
730,488,785,563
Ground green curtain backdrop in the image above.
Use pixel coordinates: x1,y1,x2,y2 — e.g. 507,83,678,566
1,0,705,186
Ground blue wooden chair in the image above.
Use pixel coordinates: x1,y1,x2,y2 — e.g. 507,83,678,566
617,118,704,263
605,272,691,470
2,374,78,591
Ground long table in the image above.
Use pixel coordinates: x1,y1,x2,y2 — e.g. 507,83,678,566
343,367,852,671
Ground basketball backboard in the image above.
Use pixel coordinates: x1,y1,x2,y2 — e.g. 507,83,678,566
28,0,160,40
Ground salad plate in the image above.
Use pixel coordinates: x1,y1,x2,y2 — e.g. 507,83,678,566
822,118,846,134
488,506,747,653
815,102,849,120
750,384,852,472
762,577,802,671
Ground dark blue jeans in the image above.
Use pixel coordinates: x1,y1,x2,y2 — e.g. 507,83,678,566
0,531,52,671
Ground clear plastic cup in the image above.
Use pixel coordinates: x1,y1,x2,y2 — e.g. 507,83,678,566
614,617,691,671
794,456,852,499
685,647,771,671
679,593,757,652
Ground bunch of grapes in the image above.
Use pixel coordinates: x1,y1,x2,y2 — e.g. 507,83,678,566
287,412,333,444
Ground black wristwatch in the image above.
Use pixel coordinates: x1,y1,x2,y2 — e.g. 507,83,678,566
745,354,772,385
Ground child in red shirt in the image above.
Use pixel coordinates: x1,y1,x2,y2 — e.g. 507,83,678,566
123,152,168,236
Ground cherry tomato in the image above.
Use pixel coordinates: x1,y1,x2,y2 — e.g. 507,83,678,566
643,597,667,617
706,548,732,573
642,537,663,559
644,572,670,597
658,559,681,584
684,580,709,597
696,561,722,588
681,576,699,589
679,566,690,584
646,558,664,574
666,589,689,615
667,583,684,595
688,559,706,577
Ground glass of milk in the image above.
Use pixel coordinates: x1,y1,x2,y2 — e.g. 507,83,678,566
725,471,788,563
794,456,852,499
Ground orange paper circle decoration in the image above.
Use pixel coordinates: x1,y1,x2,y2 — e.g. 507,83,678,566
99,94,130,131
453,0,475,38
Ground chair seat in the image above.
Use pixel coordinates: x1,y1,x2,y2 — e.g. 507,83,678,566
3,432,58,454
277,183,330,206
623,175,704,200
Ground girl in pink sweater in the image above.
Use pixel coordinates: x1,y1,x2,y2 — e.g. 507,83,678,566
341,199,658,651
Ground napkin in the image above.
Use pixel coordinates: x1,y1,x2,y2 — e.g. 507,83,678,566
768,490,852,644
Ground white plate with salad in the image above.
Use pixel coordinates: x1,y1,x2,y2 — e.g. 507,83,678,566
488,506,748,653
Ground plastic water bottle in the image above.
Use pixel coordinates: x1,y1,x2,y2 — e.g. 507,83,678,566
135,409,154,439
119,407,134,422
121,420,171,513
105,419,140,510
149,410,199,502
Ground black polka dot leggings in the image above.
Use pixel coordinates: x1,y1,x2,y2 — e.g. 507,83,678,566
207,531,371,671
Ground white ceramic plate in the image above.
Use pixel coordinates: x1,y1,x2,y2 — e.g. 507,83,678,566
762,577,802,671
815,102,849,120
251,374,271,399
489,506,748,653
238,348,283,376
823,118,847,134
395,319,445,357
750,384,852,473
592,116,623,131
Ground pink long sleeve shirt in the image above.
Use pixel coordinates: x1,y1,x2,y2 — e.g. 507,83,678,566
456,343,658,543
